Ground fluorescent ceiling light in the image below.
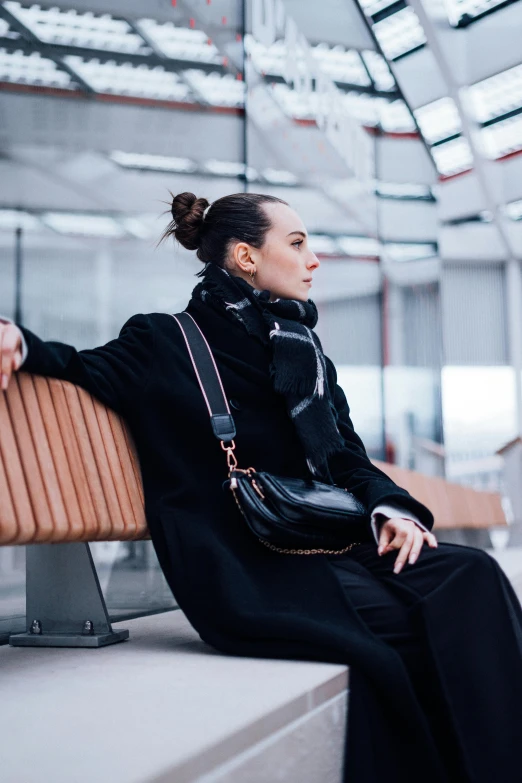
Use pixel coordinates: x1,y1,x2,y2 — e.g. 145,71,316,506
443,0,511,25
121,217,152,239
481,114,522,159
262,168,299,185
358,0,402,16
380,98,416,132
203,160,258,180
110,151,197,173
373,8,427,61
307,235,340,254
0,209,41,231
504,200,522,221
312,43,371,86
467,63,522,124
183,69,245,107
270,82,314,120
4,2,149,54
0,47,75,88
337,236,381,257
42,212,127,237
0,17,20,39
244,34,371,86
383,243,437,262
64,55,193,101
375,181,433,198
361,50,396,92
415,97,461,144
137,18,222,64
343,91,387,126
431,137,473,176
270,82,403,128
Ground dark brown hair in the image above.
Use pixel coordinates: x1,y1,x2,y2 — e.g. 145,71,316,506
159,191,288,275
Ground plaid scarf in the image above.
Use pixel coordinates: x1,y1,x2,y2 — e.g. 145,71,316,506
188,262,346,479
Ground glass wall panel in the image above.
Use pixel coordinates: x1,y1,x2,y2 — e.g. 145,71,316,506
244,0,384,456
0,0,245,640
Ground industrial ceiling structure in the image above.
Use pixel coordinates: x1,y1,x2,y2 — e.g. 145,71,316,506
0,0,520,366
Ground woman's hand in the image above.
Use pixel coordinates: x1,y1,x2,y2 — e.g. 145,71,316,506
0,323,24,390
377,517,438,574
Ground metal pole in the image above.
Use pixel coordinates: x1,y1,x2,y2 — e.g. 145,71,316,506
14,226,23,324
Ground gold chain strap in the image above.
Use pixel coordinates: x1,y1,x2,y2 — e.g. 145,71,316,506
256,537,361,555
222,441,361,556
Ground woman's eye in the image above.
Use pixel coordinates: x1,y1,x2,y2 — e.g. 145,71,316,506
292,240,303,248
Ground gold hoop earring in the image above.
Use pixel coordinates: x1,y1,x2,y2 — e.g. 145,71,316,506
249,268,256,284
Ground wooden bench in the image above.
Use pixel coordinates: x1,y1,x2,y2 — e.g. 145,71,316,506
0,373,507,648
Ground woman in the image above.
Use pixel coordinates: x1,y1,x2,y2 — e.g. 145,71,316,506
1,192,522,783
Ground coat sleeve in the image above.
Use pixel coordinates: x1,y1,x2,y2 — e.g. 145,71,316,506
324,356,435,532
12,313,155,416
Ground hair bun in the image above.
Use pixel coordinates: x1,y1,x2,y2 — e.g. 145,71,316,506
169,191,210,250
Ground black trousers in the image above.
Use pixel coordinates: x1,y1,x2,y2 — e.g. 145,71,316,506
327,542,522,783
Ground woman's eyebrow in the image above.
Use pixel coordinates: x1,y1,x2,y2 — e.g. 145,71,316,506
286,230,307,238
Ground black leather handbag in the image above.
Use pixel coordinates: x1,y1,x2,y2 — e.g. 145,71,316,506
172,311,370,555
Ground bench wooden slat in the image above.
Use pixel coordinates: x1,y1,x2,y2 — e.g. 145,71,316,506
17,374,70,542
0,373,507,544
0,382,36,544
107,409,147,535
34,377,86,541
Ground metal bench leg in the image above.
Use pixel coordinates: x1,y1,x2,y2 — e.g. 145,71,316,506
9,542,129,648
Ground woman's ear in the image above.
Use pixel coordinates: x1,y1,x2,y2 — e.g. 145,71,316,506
233,241,252,273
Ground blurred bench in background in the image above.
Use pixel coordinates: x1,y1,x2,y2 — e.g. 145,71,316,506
0,373,507,647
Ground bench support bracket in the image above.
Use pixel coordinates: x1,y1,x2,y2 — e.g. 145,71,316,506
9,542,129,648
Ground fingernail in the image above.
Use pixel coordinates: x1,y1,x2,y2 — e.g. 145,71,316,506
393,565,401,574
409,554,416,564
1,374,7,390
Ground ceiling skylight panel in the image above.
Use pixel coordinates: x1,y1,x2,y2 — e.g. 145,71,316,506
343,91,387,126
0,209,40,231
312,44,371,86
443,0,511,26
64,56,193,101
245,35,370,86
0,48,74,88
183,70,244,107
42,212,127,237
481,114,522,158
307,235,340,254
4,2,148,54
431,137,473,176
262,168,299,185
467,64,522,124
380,99,417,131
504,200,522,221
137,19,222,64
0,17,20,39
110,151,198,173
270,82,314,119
373,8,427,60
415,97,461,143
358,0,402,16
203,160,258,180
361,51,396,92
375,182,433,198
384,242,437,261
337,236,381,257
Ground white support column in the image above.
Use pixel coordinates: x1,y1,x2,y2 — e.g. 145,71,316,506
506,258,522,436
95,244,112,346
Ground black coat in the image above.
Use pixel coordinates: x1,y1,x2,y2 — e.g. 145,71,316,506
18,297,444,782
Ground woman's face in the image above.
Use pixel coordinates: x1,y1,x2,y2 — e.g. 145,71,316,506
229,202,320,302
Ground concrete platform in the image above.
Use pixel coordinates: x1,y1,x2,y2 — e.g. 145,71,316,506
0,611,348,783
